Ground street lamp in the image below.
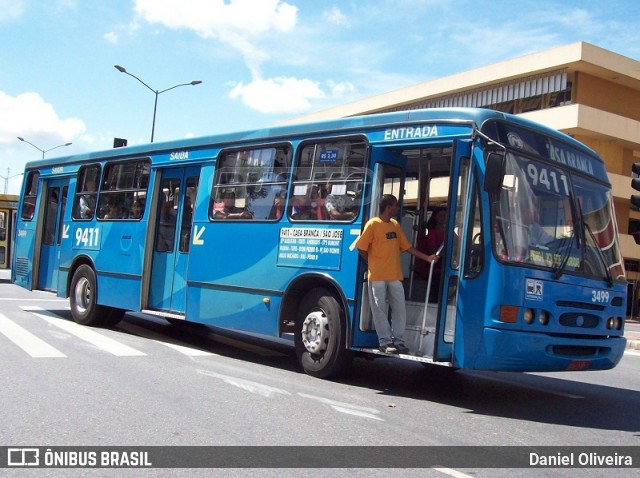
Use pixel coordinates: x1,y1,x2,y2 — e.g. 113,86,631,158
114,65,202,143
0,168,23,194
17,137,72,159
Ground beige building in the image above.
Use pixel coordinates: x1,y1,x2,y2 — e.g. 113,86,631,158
291,41,640,286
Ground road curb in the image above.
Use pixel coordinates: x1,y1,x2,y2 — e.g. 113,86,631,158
625,333,640,351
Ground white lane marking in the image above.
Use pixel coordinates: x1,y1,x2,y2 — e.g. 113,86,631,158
298,393,384,421
157,341,216,357
0,313,66,358
0,298,67,301
117,321,217,357
434,468,475,478
197,369,291,398
22,306,146,357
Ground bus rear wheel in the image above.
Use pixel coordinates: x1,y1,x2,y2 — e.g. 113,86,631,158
70,265,110,327
294,288,351,379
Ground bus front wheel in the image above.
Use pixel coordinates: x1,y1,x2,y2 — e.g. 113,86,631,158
70,265,109,327
294,288,351,378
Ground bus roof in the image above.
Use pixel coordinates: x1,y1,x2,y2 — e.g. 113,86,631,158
23,107,600,169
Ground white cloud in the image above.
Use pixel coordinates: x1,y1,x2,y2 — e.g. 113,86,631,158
104,31,118,43
328,80,356,98
135,0,297,36
323,7,349,27
0,92,85,193
229,77,325,114
0,0,24,21
135,0,297,76
0,91,85,144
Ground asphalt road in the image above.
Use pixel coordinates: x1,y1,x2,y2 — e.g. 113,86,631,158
1,270,639,477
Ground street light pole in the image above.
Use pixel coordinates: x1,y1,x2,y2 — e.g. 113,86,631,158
0,168,23,194
114,65,202,142
17,137,72,159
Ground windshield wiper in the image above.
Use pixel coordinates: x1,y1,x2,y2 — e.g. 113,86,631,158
582,220,614,288
572,196,613,287
552,227,576,280
553,187,583,280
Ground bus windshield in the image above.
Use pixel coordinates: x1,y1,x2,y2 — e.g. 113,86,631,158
492,151,625,283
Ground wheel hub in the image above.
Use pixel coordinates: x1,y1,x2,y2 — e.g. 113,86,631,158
74,277,91,314
301,311,329,354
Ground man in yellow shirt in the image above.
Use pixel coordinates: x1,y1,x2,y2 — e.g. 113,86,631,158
355,194,439,354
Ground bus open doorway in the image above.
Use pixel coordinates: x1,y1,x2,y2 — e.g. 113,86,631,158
355,141,472,365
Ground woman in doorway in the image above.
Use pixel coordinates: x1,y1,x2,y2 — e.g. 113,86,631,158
417,206,446,302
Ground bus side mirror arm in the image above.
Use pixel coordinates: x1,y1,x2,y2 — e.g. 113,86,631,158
483,152,505,193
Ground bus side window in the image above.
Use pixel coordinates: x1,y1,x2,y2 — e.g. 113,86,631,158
73,165,100,220
97,159,150,221
291,139,366,222
211,146,290,221
42,188,59,245
21,171,40,220
179,177,199,252
464,182,483,277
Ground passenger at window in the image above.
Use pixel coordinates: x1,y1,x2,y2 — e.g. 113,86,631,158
268,190,286,220
78,179,96,219
291,185,325,220
325,184,355,220
103,199,123,219
213,190,253,219
128,200,143,219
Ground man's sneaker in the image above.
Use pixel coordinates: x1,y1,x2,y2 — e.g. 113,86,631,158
379,344,398,354
395,343,409,354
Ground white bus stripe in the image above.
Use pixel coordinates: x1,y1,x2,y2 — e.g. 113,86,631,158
0,313,66,358
21,306,146,357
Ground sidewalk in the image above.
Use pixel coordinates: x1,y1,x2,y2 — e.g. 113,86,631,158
625,333,640,350
624,319,640,351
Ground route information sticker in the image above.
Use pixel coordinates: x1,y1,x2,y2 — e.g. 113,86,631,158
277,227,343,270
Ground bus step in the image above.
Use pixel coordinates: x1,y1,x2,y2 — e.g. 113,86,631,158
356,347,450,366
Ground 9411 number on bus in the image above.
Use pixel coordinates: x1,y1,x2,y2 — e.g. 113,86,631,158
592,289,610,303
74,227,100,249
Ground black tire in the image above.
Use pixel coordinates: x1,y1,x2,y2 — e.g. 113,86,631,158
294,288,352,379
69,265,109,326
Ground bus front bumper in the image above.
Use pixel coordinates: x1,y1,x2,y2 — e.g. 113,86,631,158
471,328,627,372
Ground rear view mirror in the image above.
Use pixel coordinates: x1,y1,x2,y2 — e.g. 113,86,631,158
483,152,505,193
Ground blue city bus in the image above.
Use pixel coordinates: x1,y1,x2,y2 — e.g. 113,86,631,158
12,108,627,378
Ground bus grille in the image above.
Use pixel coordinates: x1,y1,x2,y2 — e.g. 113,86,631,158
559,313,599,329
556,300,604,311
552,345,598,357
14,257,29,277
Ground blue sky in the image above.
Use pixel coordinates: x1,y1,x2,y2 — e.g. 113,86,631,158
1,0,639,194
